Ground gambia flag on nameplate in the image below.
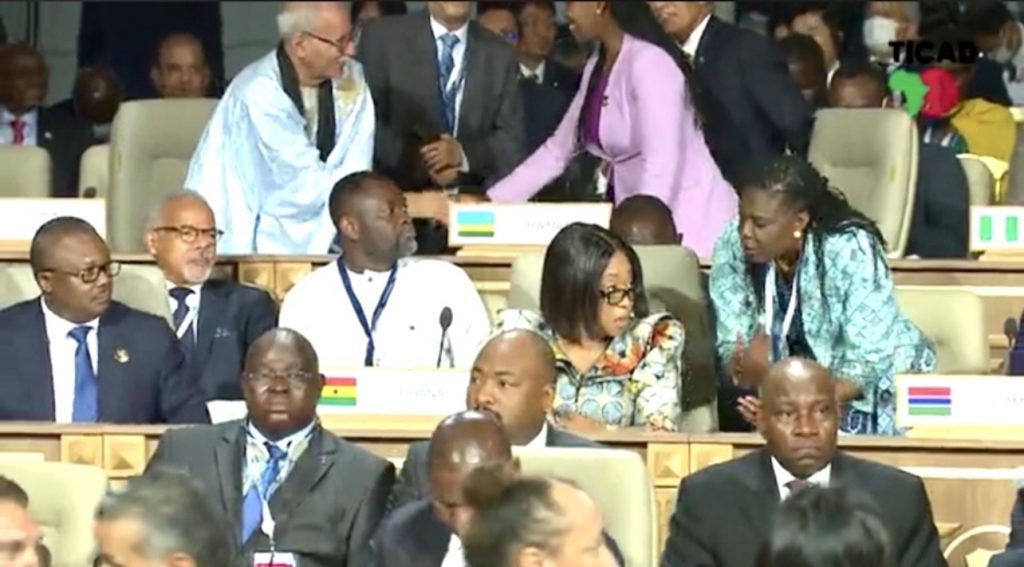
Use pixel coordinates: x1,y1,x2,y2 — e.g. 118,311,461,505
907,386,951,417
320,377,357,406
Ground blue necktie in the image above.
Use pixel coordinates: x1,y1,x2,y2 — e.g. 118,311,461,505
240,443,287,543
68,326,98,422
169,287,195,364
438,32,461,133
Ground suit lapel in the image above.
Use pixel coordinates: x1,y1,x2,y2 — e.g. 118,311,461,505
694,16,719,69
25,302,56,420
408,501,452,565
96,306,127,421
195,281,226,373
457,24,488,137
414,13,445,134
216,424,246,545
737,450,782,537
36,109,55,151
268,425,335,521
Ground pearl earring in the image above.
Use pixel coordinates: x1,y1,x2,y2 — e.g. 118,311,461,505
794,229,803,239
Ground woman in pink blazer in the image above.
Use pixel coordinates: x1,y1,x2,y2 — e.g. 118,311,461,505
486,1,737,258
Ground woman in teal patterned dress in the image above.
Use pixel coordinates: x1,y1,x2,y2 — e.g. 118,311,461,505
495,223,716,433
710,156,935,436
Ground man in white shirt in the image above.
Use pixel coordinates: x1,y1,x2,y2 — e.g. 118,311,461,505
279,171,490,371
660,358,944,567
145,190,277,400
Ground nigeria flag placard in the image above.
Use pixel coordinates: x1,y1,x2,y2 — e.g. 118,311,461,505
970,206,1024,251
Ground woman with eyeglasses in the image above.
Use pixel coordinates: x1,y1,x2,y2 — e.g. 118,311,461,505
494,222,693,432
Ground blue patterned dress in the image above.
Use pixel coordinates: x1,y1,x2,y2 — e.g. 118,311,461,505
709,220,936,435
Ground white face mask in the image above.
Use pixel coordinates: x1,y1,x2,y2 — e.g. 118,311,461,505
989,29,1020,64
863,16,898,58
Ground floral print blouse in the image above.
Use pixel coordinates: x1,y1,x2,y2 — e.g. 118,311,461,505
493,308,685,431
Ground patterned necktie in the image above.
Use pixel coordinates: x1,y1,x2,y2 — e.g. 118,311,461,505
169,287,195,363
10,118,25,145
438,32,461,133
68,326,98,422
240,443,287,543
785,478,812,496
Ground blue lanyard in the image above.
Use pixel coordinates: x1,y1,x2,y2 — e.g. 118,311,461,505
336,258,398,366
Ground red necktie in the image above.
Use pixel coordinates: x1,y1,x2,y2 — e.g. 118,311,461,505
10,118,25,145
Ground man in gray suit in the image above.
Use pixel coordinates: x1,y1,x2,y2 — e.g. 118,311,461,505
145,328,395,567
390,330,599,510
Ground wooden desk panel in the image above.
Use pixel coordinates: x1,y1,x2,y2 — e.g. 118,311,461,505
1,423,1019,563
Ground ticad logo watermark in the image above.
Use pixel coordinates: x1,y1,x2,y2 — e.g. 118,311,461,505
889,40,980,65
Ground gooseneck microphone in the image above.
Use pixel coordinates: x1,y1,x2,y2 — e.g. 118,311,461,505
436,306,453,368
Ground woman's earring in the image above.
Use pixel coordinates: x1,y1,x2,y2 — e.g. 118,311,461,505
793,229,803,240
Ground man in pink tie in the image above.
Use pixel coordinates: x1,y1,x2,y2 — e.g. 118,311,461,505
0,43,95,196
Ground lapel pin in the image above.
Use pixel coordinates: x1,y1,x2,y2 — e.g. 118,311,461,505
114,348,130,364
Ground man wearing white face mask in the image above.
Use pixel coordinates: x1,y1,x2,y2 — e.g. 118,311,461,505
863,1,920,67
964,0,1024,105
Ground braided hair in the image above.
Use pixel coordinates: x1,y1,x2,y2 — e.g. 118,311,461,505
739,156,886,310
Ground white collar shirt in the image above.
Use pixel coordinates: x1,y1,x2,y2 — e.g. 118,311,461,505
40,297,100,423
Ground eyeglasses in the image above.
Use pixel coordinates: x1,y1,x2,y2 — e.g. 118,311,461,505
244,370,319,388
153,225,223,243
303,31,351,52
40,261,121,284
600,286,635,306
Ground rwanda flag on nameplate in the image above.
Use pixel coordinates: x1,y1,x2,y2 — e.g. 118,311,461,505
457,210,496,237
321,377,357,406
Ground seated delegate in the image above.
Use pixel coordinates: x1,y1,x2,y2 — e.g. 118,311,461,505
709,156,935,435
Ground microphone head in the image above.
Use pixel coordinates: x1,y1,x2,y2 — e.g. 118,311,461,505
440,306,453,329
1006,317,1020,338
1014,468,1024,491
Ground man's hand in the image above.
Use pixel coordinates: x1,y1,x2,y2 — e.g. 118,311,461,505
421,134,463,173
455,193,489,204
737,395,762,427
428,166,459,188
733,333,771,389
406,191,451,225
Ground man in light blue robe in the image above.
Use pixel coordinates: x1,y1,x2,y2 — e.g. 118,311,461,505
184,2,374,254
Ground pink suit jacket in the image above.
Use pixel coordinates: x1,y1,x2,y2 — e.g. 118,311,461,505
486,35,737,258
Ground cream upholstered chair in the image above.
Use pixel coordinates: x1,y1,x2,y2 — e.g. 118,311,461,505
514,447,654,567
0,263,172,322
958,155,995,206
0,461,108,567
108,99,218,253
895,286,988,374
808,108,918,257
78,144,110,199
0,145,52,198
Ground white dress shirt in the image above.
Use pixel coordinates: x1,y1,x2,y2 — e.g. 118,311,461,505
524,421,549,448
279,257,491,369
165,281,203,341
40,298,99,423
680,13,712,59
441,534,465,567
771,457,831,501
0,106,39,146
519,60,547,84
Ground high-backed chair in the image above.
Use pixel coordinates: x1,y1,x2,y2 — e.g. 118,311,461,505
0,263,172,322
0,146,52,198
108,99,218,253
958,155,996,206
78,144,110,199
514,447,654,567
0,461,108,567
808,108,918,257
895,286,988,374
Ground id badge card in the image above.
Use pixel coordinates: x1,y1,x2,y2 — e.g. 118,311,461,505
253,552,297,567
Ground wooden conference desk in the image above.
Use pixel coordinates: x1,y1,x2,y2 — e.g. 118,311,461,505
0,421,1017,563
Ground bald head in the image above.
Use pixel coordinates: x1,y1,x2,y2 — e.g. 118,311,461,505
73,66,122,124
609,195,680,246
476,330,555,383
244,328,319,375
760,358,834,408
428,410,512,468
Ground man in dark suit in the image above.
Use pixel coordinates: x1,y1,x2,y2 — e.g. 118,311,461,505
391,330,600,510
358,2,526,252
0,217,208,424
146,328,395,567
0,43,95,197
145,190,278,400
375,410,623,567
649,2,814,185
660,358,944,567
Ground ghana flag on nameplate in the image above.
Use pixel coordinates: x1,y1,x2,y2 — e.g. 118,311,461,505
321,376,357,406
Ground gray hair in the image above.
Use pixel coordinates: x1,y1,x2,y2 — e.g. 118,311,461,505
95,469,230,567
277,2,348,39
144,189,213,233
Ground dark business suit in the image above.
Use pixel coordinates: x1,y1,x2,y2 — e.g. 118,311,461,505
688,17,814,184
906,143,970,259
373,499,624,567
146,420,395,567
191,279,277,400
992,549,1024,567
660,450,945,567
36,107,95,198
389,426,599,511
358,11,526,193
0,299,208,423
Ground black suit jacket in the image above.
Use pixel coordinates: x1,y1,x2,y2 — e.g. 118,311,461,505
37,106,95,198
0,299,209,424
373,499,624,567
906,143,970,258
192,280,277,400
541,58,581,93
690,17,813,184
660,449,945,567
146,421,395,567
358,12,526,192
389,426,600,511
